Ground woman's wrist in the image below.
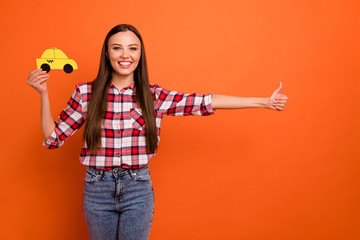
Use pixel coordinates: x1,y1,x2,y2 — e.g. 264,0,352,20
264,97,271,108
40,91,49,99
249,97,270,108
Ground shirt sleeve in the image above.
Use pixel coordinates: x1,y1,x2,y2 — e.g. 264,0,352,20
43,84,85,149
153,85,216,117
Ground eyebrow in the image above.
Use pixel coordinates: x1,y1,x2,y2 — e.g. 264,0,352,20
111,43,139,47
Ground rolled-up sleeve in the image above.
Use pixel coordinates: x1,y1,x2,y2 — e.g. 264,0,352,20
153,85,216,117
43,84,85,149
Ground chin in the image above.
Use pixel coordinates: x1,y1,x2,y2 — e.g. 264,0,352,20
113,69,134,77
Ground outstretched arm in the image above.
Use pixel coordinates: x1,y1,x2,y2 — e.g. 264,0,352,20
211,82,288,111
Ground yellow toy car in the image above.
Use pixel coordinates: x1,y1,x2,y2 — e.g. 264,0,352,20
36,48,78,74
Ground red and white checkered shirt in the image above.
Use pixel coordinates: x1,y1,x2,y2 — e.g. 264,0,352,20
43,82,215,169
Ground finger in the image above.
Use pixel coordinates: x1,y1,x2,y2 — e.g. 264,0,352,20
273,102,286,108
275,105,284,111
275,93,287,99
34,68,45,73
28,70,47,82
36,78,48,85
30,79,48,88
277,94,288,99
275,99,286,104
274,82,282,94
29,73,49,83
29,68,45,76
275,100,287,104
34,70,48,77
273,99,287,104
30,79,48,90
33,75,50,84
28,74,49,85
29,69,43,75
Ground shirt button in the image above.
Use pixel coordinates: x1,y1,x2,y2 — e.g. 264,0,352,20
116,152,120,156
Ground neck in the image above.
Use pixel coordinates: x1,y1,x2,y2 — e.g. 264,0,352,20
111,72,134,90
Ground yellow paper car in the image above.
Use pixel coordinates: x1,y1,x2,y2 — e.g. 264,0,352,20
36,48,78,74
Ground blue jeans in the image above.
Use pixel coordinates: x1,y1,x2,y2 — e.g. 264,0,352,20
82,166,154,240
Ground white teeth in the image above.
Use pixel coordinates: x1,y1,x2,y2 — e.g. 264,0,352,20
119,62,131,66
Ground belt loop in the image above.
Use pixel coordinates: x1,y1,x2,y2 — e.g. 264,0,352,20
95,169,104,180
128,169,136,178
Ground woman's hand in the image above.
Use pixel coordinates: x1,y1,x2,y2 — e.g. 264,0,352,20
27,69,50,95
268,82,288,111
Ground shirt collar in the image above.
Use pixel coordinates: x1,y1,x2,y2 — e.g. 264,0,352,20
110,81,135,91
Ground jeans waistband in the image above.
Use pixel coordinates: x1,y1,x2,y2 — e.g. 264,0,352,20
86,166,148,177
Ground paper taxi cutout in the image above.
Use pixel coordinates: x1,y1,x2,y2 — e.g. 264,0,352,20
36,48,78,74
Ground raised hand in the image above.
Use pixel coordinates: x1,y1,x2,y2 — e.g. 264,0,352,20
27,69,50,95
268,82,288,111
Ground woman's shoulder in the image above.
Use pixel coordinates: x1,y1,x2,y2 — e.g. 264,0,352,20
149,83,160,93
75,81,92,94
149,83,168,97
76,81,92,88
149,83,160,89
150,84,176,97
150,83,171,92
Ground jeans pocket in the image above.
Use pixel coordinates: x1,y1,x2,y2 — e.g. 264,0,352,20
84,170,100,183
135,174,151,181
134,168,151,182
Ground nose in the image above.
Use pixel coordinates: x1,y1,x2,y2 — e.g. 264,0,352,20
120,49,129,58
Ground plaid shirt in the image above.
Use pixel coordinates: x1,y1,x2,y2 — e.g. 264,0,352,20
43,82,215,169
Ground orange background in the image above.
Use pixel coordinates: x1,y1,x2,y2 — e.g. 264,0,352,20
1,0,360,239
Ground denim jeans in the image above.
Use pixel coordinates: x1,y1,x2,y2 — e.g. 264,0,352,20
82,166,154,240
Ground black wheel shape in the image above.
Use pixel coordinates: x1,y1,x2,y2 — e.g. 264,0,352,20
40,64,51,73
63,64,73,74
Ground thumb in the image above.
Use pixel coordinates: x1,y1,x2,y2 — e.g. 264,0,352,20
274,82,282,94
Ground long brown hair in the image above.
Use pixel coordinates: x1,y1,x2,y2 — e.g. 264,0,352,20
83,24,158,154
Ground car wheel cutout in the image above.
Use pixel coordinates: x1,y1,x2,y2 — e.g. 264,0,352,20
41,64,51,73
63,64,73,74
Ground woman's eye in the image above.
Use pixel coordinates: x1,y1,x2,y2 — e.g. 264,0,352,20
130,48,137,51
113,47,120,50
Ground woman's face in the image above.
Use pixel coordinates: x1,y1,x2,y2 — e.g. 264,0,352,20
107,31,141,79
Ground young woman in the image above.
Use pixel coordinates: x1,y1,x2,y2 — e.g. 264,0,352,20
27,24,287,240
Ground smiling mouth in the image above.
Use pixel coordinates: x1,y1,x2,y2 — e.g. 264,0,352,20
118,61,132,69
119,62,131,66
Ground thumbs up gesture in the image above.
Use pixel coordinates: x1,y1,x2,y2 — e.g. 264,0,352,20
268,82,288,111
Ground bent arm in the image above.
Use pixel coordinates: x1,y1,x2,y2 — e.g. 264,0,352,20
43,84,85,149
27,69,85,148
40,92,55,141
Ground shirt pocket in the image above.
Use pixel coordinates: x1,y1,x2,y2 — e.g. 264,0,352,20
130,108,145,131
